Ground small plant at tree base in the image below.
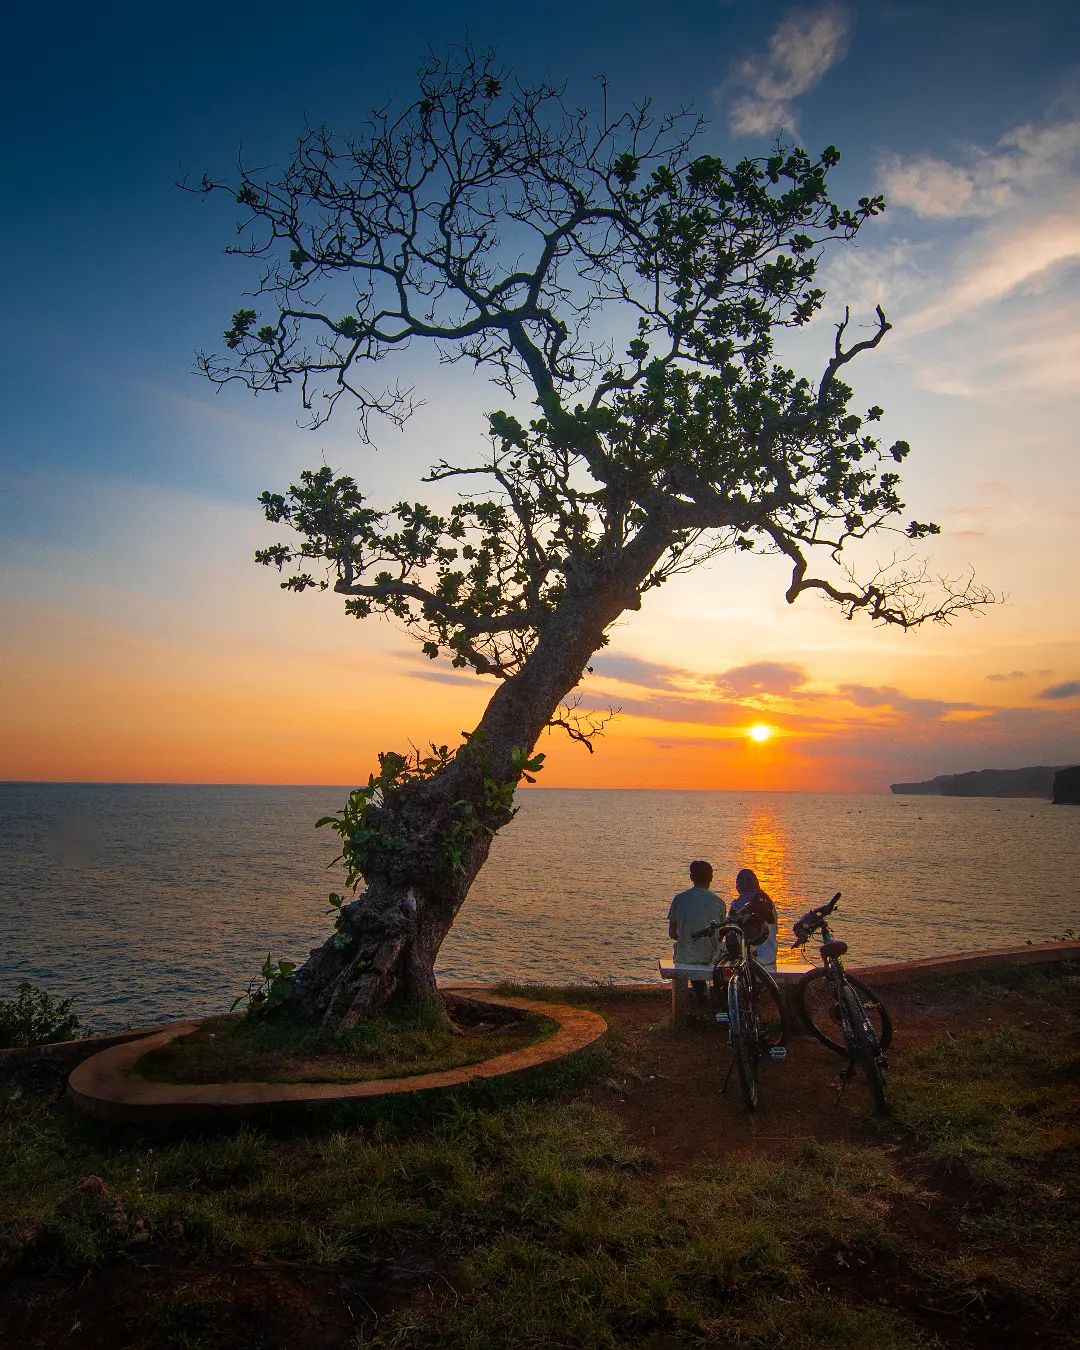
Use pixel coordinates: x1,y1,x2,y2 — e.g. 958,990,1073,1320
230,955,298,1018
0,982,83,1048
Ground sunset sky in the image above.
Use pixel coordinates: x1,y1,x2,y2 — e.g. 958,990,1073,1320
3,0,1079,790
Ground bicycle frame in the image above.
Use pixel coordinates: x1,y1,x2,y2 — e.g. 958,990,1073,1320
815,914,849,1014
794,895,889,1111
703,923,781,1016
688,920,788,1109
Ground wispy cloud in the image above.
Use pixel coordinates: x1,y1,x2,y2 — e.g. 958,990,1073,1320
588,653,687,689
1039,680,1080,701
880,120,1080,221
907,293,1080,396
721,4,854,136
397,649,492,687
986,669,1052,683
874,117,1080,346
904,203,1080,335
835,684,984,719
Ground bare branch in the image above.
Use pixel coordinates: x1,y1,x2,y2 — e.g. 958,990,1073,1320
547,698,619,752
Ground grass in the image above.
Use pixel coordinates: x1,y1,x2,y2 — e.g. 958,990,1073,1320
884,962,1080,1320
2,965,1077,1348
134,1004,555,1085
0,1086,926,1348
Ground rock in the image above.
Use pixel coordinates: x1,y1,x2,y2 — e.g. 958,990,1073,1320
1052,765,1080,805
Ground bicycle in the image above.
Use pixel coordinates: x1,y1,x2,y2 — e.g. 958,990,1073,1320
791,892,893,1113
691,920,788,1111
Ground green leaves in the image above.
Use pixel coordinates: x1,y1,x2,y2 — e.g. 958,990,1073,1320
223,308,257,349
512,747,546,785
612,152,640,187
0,982,83,1048
230,954,298,1018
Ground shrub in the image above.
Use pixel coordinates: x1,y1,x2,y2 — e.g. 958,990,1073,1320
0,982,83,1048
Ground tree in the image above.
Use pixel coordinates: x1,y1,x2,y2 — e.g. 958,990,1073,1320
194,49,990,1026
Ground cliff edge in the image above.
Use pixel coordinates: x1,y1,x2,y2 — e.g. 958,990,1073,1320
890,766,1065,799
1052,766,1080,805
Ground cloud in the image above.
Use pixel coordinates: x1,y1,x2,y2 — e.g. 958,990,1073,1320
836,684,984,719
986,669,1052,683
588,653,686,689
405,669,490,688
714,661,811,698
906,291,1080,395
722,4,853,136
1039,680,1080,701
818,238,928,317
860,117,1080,381
904,203,1080,335
396,650,492,687
880,120,1080,221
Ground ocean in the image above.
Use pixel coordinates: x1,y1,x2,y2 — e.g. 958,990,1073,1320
1,783,1077,1030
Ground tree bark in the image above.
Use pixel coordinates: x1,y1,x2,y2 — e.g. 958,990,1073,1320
285,524,672,1026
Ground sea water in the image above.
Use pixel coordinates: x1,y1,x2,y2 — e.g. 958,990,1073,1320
0,783,1076,1029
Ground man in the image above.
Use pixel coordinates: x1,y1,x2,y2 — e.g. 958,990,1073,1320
668,860,726,1006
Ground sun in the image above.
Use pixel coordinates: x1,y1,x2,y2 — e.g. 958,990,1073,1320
747,723,774,744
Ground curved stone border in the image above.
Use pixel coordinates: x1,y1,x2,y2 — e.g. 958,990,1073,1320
67,993,607,1126
850,940,1080,986
0,1025,174,1073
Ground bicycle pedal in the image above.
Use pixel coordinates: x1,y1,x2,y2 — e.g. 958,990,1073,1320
768,1046,788,1060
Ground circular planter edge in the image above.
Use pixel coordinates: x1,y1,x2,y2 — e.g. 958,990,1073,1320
67,992,607,1126
0,1024,176,1073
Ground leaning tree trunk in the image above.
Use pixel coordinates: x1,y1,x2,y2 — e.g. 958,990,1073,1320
286,526,673,1026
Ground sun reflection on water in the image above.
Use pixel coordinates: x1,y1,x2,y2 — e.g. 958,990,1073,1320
734,801,800,963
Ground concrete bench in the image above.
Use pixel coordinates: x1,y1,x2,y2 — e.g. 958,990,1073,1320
658,958,816,1025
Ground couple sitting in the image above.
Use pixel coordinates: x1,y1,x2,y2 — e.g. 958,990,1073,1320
667,861,779,994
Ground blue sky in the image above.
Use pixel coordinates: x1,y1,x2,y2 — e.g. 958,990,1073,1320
3,0,1079,786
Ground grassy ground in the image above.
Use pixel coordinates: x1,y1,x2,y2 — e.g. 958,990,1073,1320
135,1004,555,1085
884,965,1080,1327
1,962,1076,1348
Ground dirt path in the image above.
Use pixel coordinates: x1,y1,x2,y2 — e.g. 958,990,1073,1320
586,977,1064,1171
584,976,1076,1348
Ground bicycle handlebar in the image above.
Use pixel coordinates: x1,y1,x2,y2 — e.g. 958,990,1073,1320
791,892,842,947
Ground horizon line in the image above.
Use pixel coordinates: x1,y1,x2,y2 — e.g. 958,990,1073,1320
0,779,891,794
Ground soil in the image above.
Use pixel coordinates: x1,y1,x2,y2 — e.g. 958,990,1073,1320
585,977,1032,1171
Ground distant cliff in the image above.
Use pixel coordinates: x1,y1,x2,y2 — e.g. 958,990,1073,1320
890,766,1066,799
1052,766,1080,805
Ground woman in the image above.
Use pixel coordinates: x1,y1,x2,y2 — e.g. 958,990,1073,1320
730,868,779,969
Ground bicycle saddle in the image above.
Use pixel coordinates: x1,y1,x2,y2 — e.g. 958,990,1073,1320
820,939,848,958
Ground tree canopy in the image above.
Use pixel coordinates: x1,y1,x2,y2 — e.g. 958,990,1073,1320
198,50,987,695
192,49,992,1019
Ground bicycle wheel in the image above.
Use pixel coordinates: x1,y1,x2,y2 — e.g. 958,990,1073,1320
727,970,760,1111
840,985,889,1114
796,968,893,1055
749,959,787,1049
